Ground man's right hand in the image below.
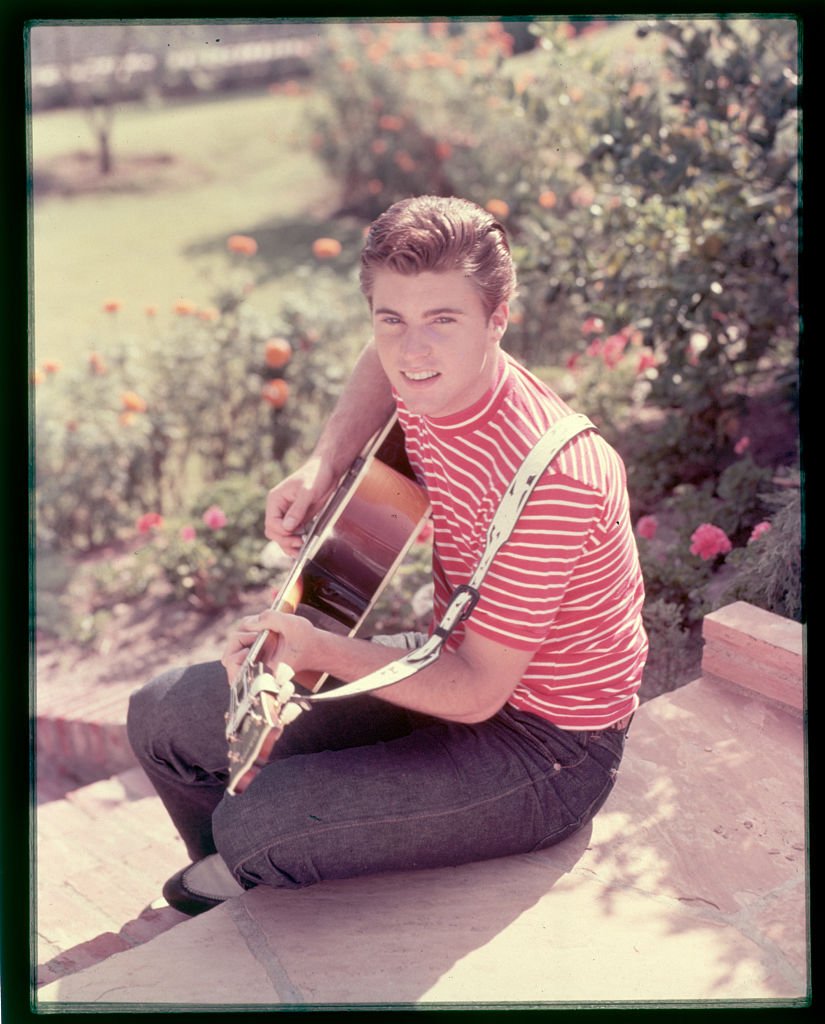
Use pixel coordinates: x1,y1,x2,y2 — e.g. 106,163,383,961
264,456,336,555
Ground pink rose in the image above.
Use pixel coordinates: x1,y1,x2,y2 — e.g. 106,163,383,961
582,316,605,335
415,520,435,545
636,515,658,540
636,351,657,375
689,523,732,560
602,333,628,368
136,512,164,534
180,524,197,541
748,521,772,543
202,505,228,530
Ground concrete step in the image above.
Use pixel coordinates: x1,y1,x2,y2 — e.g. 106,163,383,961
35,766,190,988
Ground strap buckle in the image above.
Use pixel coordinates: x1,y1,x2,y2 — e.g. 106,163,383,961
433,584,480,641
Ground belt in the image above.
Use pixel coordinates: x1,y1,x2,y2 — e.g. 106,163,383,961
606,712,634,733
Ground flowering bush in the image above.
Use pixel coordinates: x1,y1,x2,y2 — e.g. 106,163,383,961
34,236,367,558
310,20,517,218
484,19,798,487
147,476,272,610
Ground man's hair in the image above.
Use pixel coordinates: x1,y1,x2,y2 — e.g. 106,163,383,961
359,195,518,318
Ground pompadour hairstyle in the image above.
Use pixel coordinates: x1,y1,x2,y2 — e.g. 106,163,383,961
359,195,518,318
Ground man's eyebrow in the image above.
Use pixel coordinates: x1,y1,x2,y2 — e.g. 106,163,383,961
373,306,466,317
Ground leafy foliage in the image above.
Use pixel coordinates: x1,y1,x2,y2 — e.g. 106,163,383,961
721,488,802,621
500,19,798,470
150,476,273,611
310,20,516,218
35,20,801,700
34,247,365,554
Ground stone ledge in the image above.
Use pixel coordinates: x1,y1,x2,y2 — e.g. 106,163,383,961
37,716,137,788
37,906,188,988
702,601,804,713
36,666,808,1006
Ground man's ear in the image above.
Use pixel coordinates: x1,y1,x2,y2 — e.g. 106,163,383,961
489,301,509,341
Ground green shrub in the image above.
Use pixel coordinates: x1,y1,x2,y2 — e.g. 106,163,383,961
488,18,798,467
34,243,365,557
720,487,802,620
636,535,713,628
136,474,272,611
310,20,518,218
640,597,701,701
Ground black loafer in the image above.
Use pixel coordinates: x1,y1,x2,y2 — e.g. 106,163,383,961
161,857,245,916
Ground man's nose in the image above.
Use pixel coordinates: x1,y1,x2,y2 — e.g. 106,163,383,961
400,326,433,358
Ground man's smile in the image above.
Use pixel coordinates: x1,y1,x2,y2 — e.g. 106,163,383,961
402,369,441,382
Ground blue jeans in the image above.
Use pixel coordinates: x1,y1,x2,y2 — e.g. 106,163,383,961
127,654,627,890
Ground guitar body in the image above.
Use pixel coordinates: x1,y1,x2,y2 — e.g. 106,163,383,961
225,418,430,794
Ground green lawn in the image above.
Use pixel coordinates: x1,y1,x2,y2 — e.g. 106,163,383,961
29,23,671,370
31,89,337,366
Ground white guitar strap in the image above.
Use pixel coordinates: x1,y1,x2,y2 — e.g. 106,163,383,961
296,412,596,707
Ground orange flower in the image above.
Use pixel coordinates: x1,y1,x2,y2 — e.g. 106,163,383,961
366,41,390,63
121,391,148,413
102,299,121,314
312,237,342,260
31,370,43,386
174,300,197,316
227,234,258,256
538,190,558,209
514,72,536,95
197,307,220,322
378,114,404,132
145,305,158,317
42,359,62,374
570,184,597,208
424,51,450,69
262,379,290,409
264,337,293,369
485,199,510,219
119,411,135,427
394,151,416,174
89,352,108,376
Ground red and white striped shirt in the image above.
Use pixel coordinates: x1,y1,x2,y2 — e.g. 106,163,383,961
396,352,647,730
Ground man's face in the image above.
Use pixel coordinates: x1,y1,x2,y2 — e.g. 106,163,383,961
371,269,508,419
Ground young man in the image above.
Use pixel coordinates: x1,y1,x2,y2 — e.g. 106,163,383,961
128,195,647,915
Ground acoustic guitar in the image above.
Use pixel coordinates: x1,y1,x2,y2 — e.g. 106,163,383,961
225,417,431,795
